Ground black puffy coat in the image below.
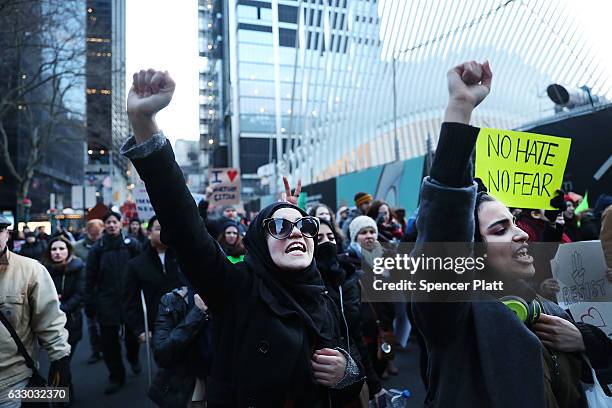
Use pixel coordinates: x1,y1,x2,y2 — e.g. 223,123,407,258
149,287,212,408
130,140,363,407
20,240,46,261
46,256,86,343
85,234,140,325
123,243,184,336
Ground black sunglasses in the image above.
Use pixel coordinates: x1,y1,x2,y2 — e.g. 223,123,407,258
263,217,319,240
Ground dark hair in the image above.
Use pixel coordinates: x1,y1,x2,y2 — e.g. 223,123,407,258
102,211,122,223
217,223,246,257
44,236,73,265
147,215,158,231
309,204,345,244
367,200,397,222
129,218,141,225
474,192,497,242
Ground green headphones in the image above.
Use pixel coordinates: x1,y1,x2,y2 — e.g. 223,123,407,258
501,296,542,326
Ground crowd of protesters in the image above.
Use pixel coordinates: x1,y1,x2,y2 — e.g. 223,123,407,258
0,59,611,408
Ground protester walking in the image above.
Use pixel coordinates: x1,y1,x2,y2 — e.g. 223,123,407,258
123,215,184,344
216,220,247,263
149,286,213,407
345,216,398,380
73,218,105,364
127,218,148,247
341,193,373,239
43,236,85,404
19,231,46,261
122,68,363,407
316,218,384,403
0,215,72,407
85,211,141,394
366,200,403,243
309,204,345,251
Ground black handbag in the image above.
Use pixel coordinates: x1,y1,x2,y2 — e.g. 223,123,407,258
0,309,50,407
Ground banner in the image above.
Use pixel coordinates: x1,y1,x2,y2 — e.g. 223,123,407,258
475,128,571,209
208,168,241,206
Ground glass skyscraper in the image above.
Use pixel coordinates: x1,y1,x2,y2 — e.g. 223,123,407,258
223,0,611,195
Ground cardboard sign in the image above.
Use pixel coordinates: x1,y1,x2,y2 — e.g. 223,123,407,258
208,168,241,205
551,240,611,301
475,128,571,209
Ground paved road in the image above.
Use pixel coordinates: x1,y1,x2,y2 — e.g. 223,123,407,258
38,320,426,407
381,338,426,406
39,325,156,408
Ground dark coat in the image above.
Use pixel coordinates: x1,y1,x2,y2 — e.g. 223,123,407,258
324,254,382,397
123,243,184,336
131,141,363,407
46,256,85,343
149,288,212,408
412,123,597,408
85,233,140,325
19,240,46,261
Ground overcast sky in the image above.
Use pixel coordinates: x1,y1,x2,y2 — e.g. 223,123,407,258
125,0,199,146
125,0,612,147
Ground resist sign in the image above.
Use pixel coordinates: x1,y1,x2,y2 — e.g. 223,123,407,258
475,128,571,209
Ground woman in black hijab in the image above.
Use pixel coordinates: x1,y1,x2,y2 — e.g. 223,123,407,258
122,68,362,407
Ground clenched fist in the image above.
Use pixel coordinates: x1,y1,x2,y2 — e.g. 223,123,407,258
127,69,176,143
444,60,492,124
311,348,347,387
128,69,175,116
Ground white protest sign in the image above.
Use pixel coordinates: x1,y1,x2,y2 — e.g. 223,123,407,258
133,183,155,221
551,240,610,307
134,183,208,220
208,168,241,205
551,240,612,338
569,303,612,339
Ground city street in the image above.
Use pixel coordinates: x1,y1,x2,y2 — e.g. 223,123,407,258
39,321,425,407
39,326,155,408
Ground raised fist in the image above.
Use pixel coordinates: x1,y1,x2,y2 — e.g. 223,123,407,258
447,60,492,108
127,69,176,118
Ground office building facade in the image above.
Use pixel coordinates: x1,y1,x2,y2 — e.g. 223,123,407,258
223,0,611,196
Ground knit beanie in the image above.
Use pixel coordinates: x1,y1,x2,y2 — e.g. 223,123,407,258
354,192,373,207
349,215,378,242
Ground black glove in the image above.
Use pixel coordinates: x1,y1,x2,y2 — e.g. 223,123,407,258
48,356,71,387
545,189,567,222
375,213,386,225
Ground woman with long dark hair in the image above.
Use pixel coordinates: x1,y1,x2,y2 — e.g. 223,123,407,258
43,237,85,357
43,236,85,403
216,221,246,264
413,60,609,407
121,69,363,407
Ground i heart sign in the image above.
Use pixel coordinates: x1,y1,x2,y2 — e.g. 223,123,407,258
581,307,606,328
227,169,238,182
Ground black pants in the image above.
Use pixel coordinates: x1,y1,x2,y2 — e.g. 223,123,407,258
99,325,139,383
86,315,101,354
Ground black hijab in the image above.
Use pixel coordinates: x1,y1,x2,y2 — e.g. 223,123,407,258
243,202,333,340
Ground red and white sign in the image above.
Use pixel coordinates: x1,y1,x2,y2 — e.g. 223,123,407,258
208,168,241,205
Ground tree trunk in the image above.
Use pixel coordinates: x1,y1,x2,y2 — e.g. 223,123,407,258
15,178,31,223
